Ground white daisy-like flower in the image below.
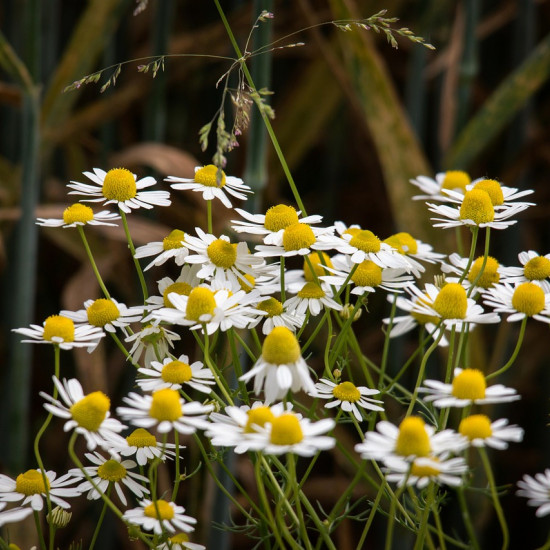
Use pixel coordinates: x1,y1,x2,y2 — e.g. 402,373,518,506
458,414,524,450
419,368,520,408
310,379,384,420
410,170,472,201
13,314,105,351
517,469,550,517
246,411,336,456
134,229,190,271
355,416,467,464
0,469,82,511
250,296,306,335
284,281,343,316
61,298,143,336
166,164,251,209
320,254,413,296
239,326,315,403
153,285,263,335
109,428,177,466
123,498,197,534
465,177,534,209
68,167,171,213
206,401,293,453
37,203,120,228
69,452,149,506
427,188,526,230
183,228,265,287
383,454,468,488
405,282,500,330
156,533,205,550
482,282,550,324
231,204,323,245
0,503,33,527
500,251,550,293
40,376,127,452
116,389,213,434
136,354,215,394
125,323,181,365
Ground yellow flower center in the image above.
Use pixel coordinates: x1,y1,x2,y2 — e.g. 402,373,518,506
411,459,441,478
149,388,182,422
467,256,500,289
282,223,316,252
70,391,110,431
194,165,226,187
459,189,495,224
163,282,193,308
332,381,361,403
524,256,550,281
97,459,127,482
239,273,256,292
441,170,470,192
144,499,175,520
43,315,75,342
257,297,284,318
63,203,94,225
303,252,333,281
170,534,190,544
262,326,301,365
126,428,157,448
185,287,216,321
473,179,504,206
207,239,237,268
244,406,275,433
269,414,304,445
511,282,545,316
86,298,120,327
433,283,467,319
451,368,486,400
384,232,418,255
459,414,493,441
349,230,381,254
15,470,49,495
411,294,440,325
161,360,193,384
343,227,361,237
162,229,186,251
351,260,382,288
297,282,326,299
102,168,137,201
264,204,300,232
8,544,22,550
395,417,431,457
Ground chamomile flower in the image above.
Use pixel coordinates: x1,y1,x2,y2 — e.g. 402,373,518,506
123,498,197,534
125,323,181,365
40,376,127,452
183,228,265,287
239,326,315,403
0,504,33,527
482,282,550,324
428,188,526,230
406,282,500,330
251,297,306,335
383,454,468,488
116,389,213,434
0,469,82,511
37,203,120,228
466,177,534,209
311,379,384,420
110,428,177,466
206,401,293,453
13,314,105,351
134,229,190,271
61,298,143,336
231,204,323,244
166,164,251,209
68,167,171,213
500,251,550,293
156,533,205,550
458,415,524,449
355,416,467,464
284,281,343,316
70,452,149,506
136,354,215,394
419,368,520,408
410,170,471,201
517,470,550,517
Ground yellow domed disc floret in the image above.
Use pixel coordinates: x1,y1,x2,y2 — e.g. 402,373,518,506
282,223,316,252
15,470,49,496
86,299,120,327
63,203,94,225
395,417,431,457
162,229,186,251
102,168,137,201
269,414,304,445
163,282,193,308
524,256,550,281
459,414,493,441
262,326,301,365
195,165,226,188
441,170,470,192
70,392,110,431
185,287,216,322
43,315,75,342
459,189,495,225
467,256,500,289
244,406,275,433
511,282,545,316
473,179,504,206
264,204,299,232
161,360,193,384
433,283,467,320
332,381,360,403
451,368,486,400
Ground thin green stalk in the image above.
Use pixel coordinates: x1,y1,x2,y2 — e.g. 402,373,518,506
380,294,398,381
77,225,110,298
467,228,491,297
457,486,480,550
280,256,286,302
171,431,181,500
119,209,148,302
458,227,479,284
486,316,526,380
355,479,385,549
385,480,409,550
203,329,234,405
207,199,213,234
33,510,47,550
413,482,435,550
228,328,250,404
287,454,312,550
89,486,111,550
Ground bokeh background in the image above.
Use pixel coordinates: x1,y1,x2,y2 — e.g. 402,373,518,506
1,0,550,548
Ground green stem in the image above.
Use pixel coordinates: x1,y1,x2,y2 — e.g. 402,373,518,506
119,209,148,302
171,430,181,500
33,510,47,550
89,486,111,550
77,226,110,299
457,486,480,550
203,329,234,405
413,482,435,550
458,227,479,285
207,199,213,234
467,228,491,297
288,453,312,550
486,316,526,380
